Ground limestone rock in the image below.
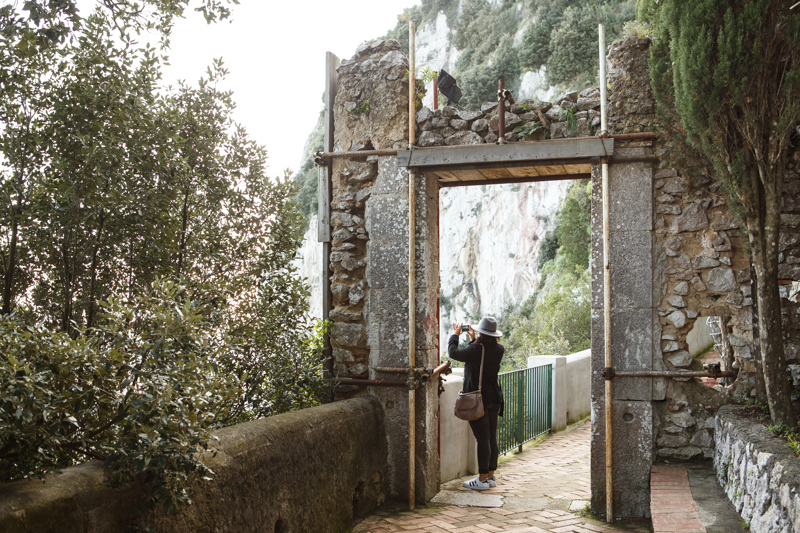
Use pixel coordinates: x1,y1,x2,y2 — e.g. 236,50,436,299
665,411,697,428
667,295,686,308
418,130,444,147
670,203,709,234
445,130,483,146
667,310,687,328
331,323,365,347
456,109,483,122
657,446,702,460
471,118,489,133
689,430,713,448
673,281,689,296
662,341,680,352
706,267,737,292
488,112,522,132
333,348,355,363
416,107,433,124
693,255,720,269
667,350,692,368
657,434,688,447
349,281,367,305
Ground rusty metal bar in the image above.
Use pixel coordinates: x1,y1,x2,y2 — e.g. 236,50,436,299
609,370,737,379
326,378,409,387
429,361,451,379
599,22,613,524
407,19,417,512
610,132,657,141
498,78,507,144
374,367,410,374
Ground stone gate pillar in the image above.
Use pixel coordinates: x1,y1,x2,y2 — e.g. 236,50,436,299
590,37,659,519
326,39,441,503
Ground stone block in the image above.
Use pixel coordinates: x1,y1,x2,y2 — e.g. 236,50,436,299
591,400,652,519
706,266,737,293
592,308,654,401
331,322,365,348
670,202,709,234
608,160,653,232
373,156,408,195
366,239,408,290
365,195,408,240
610,231,653,309
367,288,409,352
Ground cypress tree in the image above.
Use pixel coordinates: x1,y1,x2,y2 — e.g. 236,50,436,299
650,0,800,425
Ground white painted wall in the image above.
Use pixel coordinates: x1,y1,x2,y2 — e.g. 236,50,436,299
439,370,478,481
687,317,714,356
439,349,591,483
528,349,591,431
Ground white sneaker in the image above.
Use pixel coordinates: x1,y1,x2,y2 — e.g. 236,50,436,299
486,476,496,488
463,477,490,491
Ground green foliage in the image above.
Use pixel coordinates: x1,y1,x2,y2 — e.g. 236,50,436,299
349,99,371,115
514,121,548,140
0,0,238,50
520,1,568,70
502,267,591,369
418,66,438,86
538,231,559,270
650,0,800,426
293,111,324,220
499,180,592,370
556,180,591,270
0,284,224,511
635,0,660,24
544,2,635,87
0,2,326,518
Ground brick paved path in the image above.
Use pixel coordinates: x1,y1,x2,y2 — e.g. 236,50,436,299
352,421,650,533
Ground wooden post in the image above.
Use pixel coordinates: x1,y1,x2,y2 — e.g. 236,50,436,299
320,51,339,378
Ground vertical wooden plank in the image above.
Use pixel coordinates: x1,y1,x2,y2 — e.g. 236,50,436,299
318,52,339,243
320,52,339,336
317,165,331,241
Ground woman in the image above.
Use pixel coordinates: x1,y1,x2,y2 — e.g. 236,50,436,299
448,316,504,491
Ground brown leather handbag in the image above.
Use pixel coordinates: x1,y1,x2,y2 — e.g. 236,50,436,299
454,344,485,421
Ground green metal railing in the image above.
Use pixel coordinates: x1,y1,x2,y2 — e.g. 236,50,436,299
497,364,552,455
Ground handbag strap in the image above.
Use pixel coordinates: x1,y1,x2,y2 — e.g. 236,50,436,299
477,343,484,392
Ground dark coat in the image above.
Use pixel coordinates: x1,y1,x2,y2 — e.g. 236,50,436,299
448,334,504,414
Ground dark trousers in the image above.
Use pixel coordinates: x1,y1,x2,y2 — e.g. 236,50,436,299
469,404,501,474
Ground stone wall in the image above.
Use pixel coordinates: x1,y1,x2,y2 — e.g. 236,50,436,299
415,86,602,147
0,397,387,533
715,405,800,532
327,39,441,503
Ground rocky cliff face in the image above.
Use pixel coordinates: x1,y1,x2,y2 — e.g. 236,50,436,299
439,181,566,342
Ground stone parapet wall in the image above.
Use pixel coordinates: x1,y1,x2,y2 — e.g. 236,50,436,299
0,397,387,533
715,405,800,532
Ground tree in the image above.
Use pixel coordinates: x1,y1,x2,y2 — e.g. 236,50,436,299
556,179,591,271
0,0,237,49
649,0,800,425
0,1,327,518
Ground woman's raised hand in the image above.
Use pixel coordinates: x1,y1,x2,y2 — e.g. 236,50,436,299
452,322,462,335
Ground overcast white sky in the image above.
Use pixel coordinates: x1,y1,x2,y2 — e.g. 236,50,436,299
82,0,422,177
